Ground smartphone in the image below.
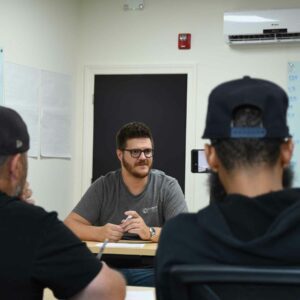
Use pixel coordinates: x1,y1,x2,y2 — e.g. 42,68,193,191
191,149,210,173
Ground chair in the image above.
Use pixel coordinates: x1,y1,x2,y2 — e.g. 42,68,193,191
169,265,300,300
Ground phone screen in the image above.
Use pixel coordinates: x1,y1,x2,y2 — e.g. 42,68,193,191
191,149,210,173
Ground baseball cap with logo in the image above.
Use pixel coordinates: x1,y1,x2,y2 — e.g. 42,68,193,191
0,106,30,155
202,76,290,139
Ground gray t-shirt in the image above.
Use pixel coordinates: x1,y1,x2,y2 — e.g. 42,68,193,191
73,169,187,227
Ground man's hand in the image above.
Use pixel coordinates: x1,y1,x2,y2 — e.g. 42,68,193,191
102,223,124,242
120,210,150,240
20,181,35,205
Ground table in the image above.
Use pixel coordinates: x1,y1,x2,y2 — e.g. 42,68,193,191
85,240,158,256
85,240,158,268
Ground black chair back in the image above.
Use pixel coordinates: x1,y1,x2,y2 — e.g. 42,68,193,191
169,265,300,300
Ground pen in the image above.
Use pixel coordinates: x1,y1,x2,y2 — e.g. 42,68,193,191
124,215,133,222
96,238,109,260
121,215,133,223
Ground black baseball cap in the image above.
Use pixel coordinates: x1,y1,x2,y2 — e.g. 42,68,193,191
202,76,290,139
0,106,30,155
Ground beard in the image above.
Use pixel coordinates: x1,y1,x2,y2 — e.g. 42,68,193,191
122,156,152,179
207,171,227,204
14,154,28,198
14,184,24,198
208,165,294,204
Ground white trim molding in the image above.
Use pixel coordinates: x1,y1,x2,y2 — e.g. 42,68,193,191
82,63,198,211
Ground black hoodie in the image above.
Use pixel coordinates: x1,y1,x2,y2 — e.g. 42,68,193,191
156,188,300,299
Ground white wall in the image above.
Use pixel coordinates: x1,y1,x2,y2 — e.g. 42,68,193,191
77,0,300,212
0,0,81,218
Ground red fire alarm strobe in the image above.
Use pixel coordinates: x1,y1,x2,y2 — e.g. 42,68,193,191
178,33,191,49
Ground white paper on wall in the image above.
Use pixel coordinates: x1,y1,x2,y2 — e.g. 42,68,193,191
40,71,72,158
4,62,40,157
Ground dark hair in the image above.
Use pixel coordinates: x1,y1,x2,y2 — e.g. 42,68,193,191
212,105,283,171
116,122,153,150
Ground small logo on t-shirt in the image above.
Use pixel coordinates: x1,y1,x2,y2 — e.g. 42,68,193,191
142,206,158,214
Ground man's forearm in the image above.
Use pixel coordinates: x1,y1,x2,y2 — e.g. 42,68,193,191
64,219,105,242
70,263,126,300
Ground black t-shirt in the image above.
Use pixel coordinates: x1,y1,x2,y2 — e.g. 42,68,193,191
155,188,300,300
0,192,102,299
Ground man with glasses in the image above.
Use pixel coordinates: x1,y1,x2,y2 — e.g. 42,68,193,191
65,121,187,286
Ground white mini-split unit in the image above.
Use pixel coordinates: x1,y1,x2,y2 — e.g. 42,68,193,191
224,8,300,45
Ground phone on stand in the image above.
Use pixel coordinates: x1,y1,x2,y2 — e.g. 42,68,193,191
191,149,210,173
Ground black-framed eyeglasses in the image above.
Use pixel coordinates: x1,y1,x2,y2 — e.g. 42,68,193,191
123,148,154,158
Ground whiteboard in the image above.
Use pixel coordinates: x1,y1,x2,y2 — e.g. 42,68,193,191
0,49,3,105
287,62,300,187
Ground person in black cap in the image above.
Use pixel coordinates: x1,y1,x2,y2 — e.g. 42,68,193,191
155,76,299,299
0,106,125,299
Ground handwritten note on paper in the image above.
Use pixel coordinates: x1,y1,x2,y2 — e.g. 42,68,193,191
288,62,300,187
96,242,145,249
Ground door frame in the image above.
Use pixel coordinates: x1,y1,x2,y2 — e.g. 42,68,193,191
82,64,198,210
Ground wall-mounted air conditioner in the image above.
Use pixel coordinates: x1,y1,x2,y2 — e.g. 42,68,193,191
224,8,300,45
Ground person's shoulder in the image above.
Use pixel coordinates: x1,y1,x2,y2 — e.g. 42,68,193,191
92,169,121,185
9,198,46,213
159,213,197,247
194,203,222,227
8,198,58,225
151,169,178,183
162,209,216,243
150,169,166,176
164,212,197,232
